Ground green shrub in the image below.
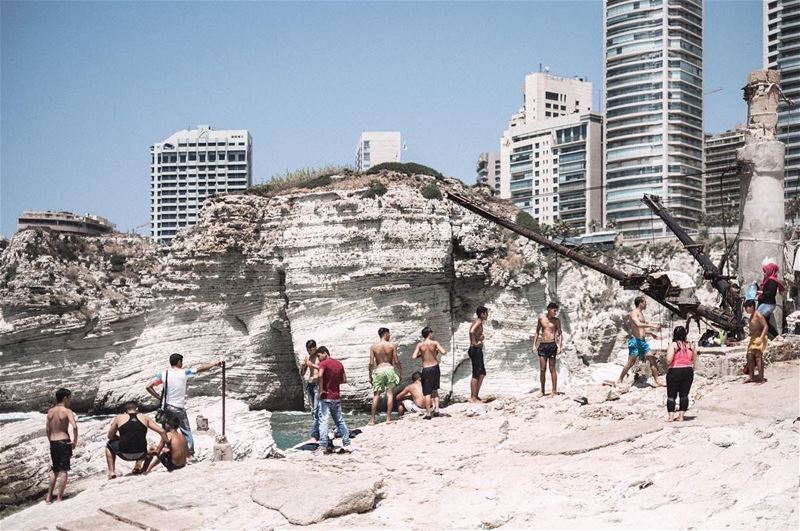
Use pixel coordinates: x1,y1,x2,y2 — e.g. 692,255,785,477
362,180,388,199
420,182,443,200
109,254,126,271
248,165,348,196
301,174,332,189
515,211,540,232
367,162,443,180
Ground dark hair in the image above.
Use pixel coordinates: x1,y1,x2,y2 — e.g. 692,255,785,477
421,326,432,338
547,302,559,310
306,339,317,349
378,327,390,338
744,299,756,309
411,371,422,381
316,346,330,356
123,401,138,411
634,296,645,308
55,388,71,403
476,306,488,318
672,325,687,343
166,415,180,429
169,353,183,367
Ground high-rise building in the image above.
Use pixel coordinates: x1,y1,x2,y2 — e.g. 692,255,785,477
498,72,603,233
477,151,501,194
703,128,746,224
150,125,252,245
603,0,704,240
355,132,401,172
764,0,800,200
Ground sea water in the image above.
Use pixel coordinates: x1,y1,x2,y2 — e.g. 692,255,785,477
270,410,372,450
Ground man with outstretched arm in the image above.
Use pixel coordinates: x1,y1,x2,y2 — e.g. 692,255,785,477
532,302,563,397
369,327,403,425
145,353,223,455
45,388,78,504
412,326,447,419
468,306,489,403
618,296,664,386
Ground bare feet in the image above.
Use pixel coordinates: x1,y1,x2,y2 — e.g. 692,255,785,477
676,415,685,422
538,392,546,398
368,418,376,426
45,496,53,504
655,380,666,388
743,377,753,384
550,392,557,398
468,397,483,404
666,416,674,423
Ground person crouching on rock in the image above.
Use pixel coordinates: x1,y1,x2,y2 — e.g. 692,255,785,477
412,326,447,419
665,326,697,422
317,346,351,454
105,401,168,479
369,327,403,425
45,388,78,504
396,372,426,416
143,415,188,473
145,353,224,456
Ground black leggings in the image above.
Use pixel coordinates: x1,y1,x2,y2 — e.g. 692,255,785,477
666,367,694,413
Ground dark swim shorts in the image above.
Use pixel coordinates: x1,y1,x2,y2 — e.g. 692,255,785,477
159,452,185,472
50,439,72,472
468,346,486,377
537,341,558,358
421,365,441,396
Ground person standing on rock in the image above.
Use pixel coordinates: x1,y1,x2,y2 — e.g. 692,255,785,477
145,353,224,455
317,346,351,453
665,326,697,422
45,388,78,504
369,328,403,425
532,302,563,398
468,306,489,403
744,299,768,383
412,326,447,419
105,401,168,479
618,296,664,387
300,339,322,441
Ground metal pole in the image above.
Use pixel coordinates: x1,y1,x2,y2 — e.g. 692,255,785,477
222,361,226,438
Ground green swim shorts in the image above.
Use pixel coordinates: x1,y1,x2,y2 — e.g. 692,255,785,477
372,367,400,393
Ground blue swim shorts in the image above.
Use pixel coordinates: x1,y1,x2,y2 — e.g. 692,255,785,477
627,337,650,358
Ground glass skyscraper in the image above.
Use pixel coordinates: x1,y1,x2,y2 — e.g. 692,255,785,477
603,0,704,240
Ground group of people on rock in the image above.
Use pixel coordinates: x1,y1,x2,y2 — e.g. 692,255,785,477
42,354,224,503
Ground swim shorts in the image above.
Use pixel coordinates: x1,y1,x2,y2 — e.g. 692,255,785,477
372,367,400,393
50,439,72,472
402,399,424,414
468,346,486,377
627,337,650,358
537,341,558,358
421,365,441,396
747,336,767,354
159,452,185,472
106,439,147,461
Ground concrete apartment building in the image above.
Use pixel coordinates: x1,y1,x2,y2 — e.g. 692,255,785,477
17,211,115,236
603,0,704,240
764,0,800,201
355,132,401,172
498,72,603,233
476,151,501,194
150,125,252,245
703,128,746,225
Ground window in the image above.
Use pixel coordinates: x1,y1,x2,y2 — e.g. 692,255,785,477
545,91,559,101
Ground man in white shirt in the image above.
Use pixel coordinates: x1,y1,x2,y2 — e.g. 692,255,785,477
145,353,223,455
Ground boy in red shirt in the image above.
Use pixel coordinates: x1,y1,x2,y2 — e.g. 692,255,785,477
317,346,351,454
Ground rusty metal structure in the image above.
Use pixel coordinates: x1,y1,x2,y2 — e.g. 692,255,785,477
446,191,744,338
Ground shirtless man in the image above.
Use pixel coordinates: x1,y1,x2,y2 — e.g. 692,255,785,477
532,302,563,397
744,299,768,383
396,372,425,416
143,415,188,473
369,327,403,425
300,339,321,440
412,326,447,419
468,306,489,403
618,296,664,386
45,388,78,503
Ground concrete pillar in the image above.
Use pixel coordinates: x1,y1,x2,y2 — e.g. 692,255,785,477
737,70,786,324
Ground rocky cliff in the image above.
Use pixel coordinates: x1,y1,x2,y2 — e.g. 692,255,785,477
0,171,751,413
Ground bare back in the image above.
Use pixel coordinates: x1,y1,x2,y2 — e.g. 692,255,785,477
371,341,396,368
46,405,74,441
168,431,188,467
416,340,443,368
538,315,560,343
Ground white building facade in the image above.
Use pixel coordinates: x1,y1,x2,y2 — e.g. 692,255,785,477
476,151,501,194
764,0,800,201
355,132,401,172
603,0,704,240
150,125,252,245
703,128,746,224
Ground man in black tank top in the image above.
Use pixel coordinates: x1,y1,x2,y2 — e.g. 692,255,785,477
105,401,167,479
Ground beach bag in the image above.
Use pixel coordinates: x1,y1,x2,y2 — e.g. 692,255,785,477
154,370,169,424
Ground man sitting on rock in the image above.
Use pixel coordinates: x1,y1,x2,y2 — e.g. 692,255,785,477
105,401,167,479
412,327,447,419
369,327,403,425
143,415,189,473
396,372,426,416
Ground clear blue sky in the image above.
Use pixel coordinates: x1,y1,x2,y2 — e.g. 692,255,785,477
1,1,762,236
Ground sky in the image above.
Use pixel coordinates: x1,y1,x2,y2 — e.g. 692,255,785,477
1,0,763,236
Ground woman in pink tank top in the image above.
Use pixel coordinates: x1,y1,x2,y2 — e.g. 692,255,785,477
665,326,697,422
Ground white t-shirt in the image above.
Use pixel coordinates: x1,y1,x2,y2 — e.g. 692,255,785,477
151,367,196,409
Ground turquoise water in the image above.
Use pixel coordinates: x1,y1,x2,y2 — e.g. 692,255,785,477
270,410,372,449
